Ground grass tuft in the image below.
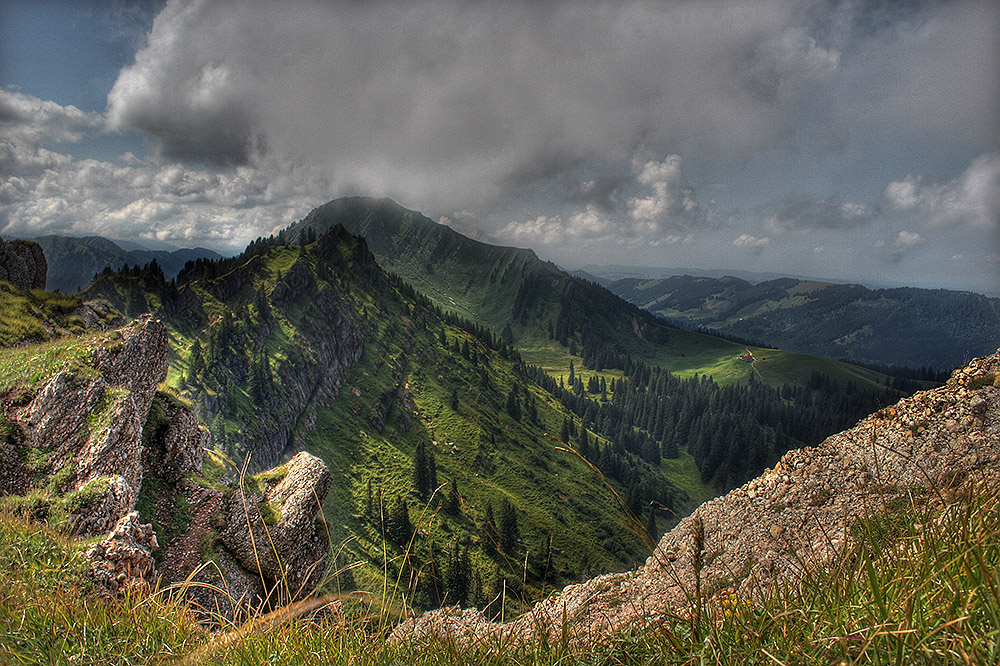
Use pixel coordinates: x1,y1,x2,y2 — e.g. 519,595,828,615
4,478,997,664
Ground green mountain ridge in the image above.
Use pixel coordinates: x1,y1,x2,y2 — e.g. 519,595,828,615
288,198,923,395
16,196,924,615
78,224,699,611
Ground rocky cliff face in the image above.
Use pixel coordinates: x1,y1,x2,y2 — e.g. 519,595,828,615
254,252,366,467
394,348,1000,644
0,237,47,290
0,316,334,615
82,230,368,472
13,315,167,535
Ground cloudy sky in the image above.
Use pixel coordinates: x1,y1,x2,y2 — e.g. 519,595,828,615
1,0,998,294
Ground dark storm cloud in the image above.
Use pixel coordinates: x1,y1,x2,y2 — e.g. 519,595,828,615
6,0,998,294
106,0,841,210
767,193,871,232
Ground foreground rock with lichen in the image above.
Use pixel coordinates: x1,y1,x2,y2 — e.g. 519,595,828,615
0,237,47,291
0,315,333,619
393,349,1000,646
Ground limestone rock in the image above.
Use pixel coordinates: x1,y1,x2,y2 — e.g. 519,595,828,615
70,475,136,537
72,300,124,329
18,369,107,468
13,315,170,534
0,237,47,290
91,315,168,410
74,392,146,516
85,511,158,596
142,398,209,483
192,549,268,623
222,451,332,600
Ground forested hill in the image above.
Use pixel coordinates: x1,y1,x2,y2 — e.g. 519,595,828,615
609,275,1000,371
32,235,221,294
79,223,702,611
73,215,924,616
284,198,921,399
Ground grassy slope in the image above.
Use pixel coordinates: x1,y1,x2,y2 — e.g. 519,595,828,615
3,482,995,665
0,281,120,348
79,235,679,605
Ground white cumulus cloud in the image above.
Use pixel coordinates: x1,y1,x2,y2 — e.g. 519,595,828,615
627,155,700,231
883,152,1000,229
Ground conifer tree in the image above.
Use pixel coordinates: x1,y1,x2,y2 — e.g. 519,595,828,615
579,427,591,459
505,385,521,420
444,543,471,606
188,340,205,376
498,499,520,552
413,440,437,500
387,497,413,545
253,286,271,323
444,477,460,515
645,506,658,546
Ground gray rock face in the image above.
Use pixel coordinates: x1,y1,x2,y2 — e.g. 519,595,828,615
0,237,47,290
222,451,332,600
13,316,170,535
142,399,209,483
84,510,158,595
248,256,365,469
72,300,124,329
18,369,108,469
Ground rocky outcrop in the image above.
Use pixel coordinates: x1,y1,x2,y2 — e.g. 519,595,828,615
71,299,124,330
142,397,208,483
0,237,47,290
1,315,333,615
14,316,169,535
222,452,332,601
394,348,1000,645
240,256,365,469
84,511,158,595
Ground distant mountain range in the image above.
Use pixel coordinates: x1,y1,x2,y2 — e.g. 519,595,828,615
30,235,222,293
572,264,846,287
608,275,1000,371
287,198,900,390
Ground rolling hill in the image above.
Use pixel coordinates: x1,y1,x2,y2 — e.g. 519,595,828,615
608,274,1000,371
